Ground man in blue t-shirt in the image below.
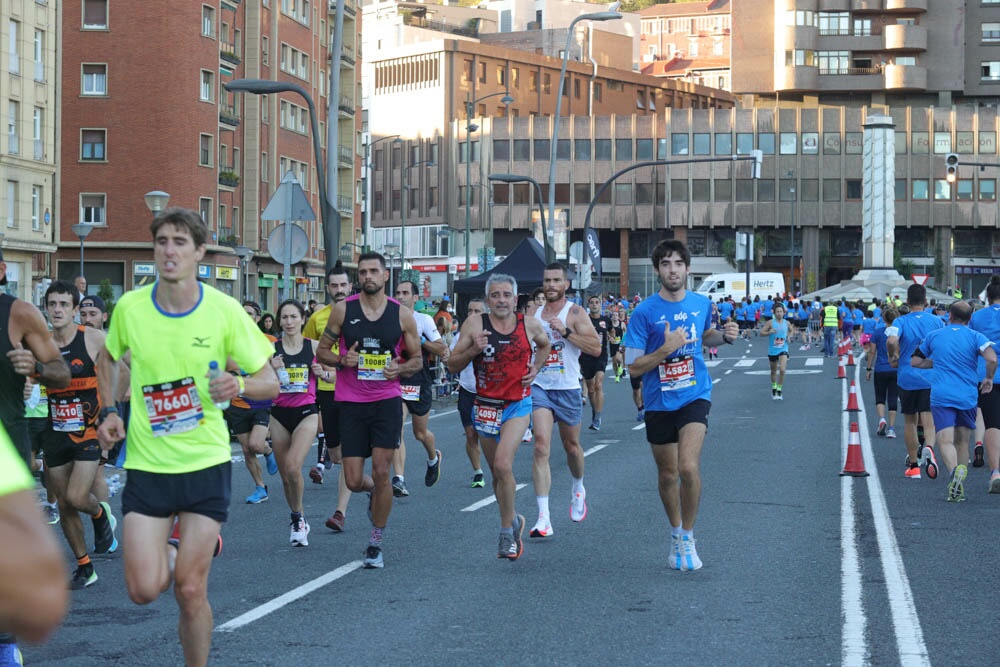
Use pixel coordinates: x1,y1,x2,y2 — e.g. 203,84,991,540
887,284,945,480
623,240,738,573
912,301,996,502
971,277,1000,491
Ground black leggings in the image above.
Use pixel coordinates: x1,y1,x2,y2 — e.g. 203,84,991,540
873,371,898,410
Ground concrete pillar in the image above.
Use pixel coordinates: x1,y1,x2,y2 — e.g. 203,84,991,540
862,115,895,270
618,229,629,297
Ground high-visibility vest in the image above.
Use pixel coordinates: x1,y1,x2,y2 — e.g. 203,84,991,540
823,305,839,327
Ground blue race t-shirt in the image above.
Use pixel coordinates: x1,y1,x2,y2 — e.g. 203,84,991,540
888,311,945,390
917,325,992,409
970,304,1000,382
623,291,713,412
861,317,876,336
871,323,896,374
768,319,790,356
719,301,734,320
761,299,774,318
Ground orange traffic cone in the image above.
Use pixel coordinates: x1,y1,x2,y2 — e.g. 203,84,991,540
840,421,869,477
847,347,856,367
845,380,860,412
836,357,847,380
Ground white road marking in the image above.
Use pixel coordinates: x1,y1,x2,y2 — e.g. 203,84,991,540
712,378,721,384
705,360,723,367
632,422,646,431
734,359,757,367
217,560,365,632
744,369,822,376
461,484,528,512
805,357,825,366
582,444,607,456
724,370,732,375
842,364,930,665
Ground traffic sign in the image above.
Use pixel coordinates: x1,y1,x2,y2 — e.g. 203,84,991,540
911,273,929,286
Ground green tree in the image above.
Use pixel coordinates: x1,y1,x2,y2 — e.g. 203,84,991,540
97,279,115,316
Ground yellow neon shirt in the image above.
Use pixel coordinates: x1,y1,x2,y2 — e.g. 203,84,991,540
0,422,33,497
105,283,275,474
303,304,338,391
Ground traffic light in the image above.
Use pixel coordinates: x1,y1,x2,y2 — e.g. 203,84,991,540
945,153,959,183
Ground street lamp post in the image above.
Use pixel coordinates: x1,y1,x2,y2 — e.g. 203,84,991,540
364,134,400,252
224,79,339,275
234,245,253,302
547,11,621,244
383,243,400,292
787,171,795,294
70,223,94,282
488,173,553,263
464,92,513,277
401,158,436,280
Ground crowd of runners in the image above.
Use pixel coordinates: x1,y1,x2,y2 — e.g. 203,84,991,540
3,206,1000,665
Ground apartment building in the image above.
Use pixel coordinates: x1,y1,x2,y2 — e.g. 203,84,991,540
638,0,732,92
0,0,58,301
57,0,360,311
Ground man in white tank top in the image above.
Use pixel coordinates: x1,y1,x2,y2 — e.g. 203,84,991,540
528,264,602,538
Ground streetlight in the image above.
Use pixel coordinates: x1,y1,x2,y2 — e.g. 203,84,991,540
70,223,94,283
339,242,365,263
224,78,339,276
143,190,170,215
488,173,554,263
400,158,435,281
787,171,795,294
465,91,513,277
364,134,400,251
383,242,401,292
547,10,622,241
234,245,253,302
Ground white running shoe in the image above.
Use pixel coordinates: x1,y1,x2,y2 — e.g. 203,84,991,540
570,487,587,522
290,518,310,546
679,534,702,571
668,534,682,570
530,516,554,538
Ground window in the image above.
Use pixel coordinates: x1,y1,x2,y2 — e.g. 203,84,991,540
824,132,842,154
493,139,510,161
199,134,213,166
262,36,269,65
82,64,107,95
478,61,486,84
802,132,819,155
593,82,602,102
81,129,106,160
758,133,775,155
615,139,632,161
6,181,18,228
736,133,754,155
7,21,19,75
574,183,591,205
986,24,1000,42
31,185,41,231
692,180,710,202
615,183,632,205
715,133,732,155
513,140,530,161
427,187,437,210
779,133,797,155
33,30,44,82
824,179,841,201
542,73,551,94
957,180,974,201
757,180,775,202
911,179,928,200
980,179,996,201
7,101,19,155
657,138,668,159
200,70,214,101
957,131,975,155
496,66,505,86
981,131,997,154
735,180,754,201
83,0,108,29
636,139,654,160
800,179,818,201
983,61,1000,81
556,139,570,160
636,183,654,204
533,139,550,161
671,180,688,202
261,152,268,182
202,5,215,37
32,107,42,160
595,139,612,160
933,180,950,200
575,139,591,161
671,133,689,156
529,70,538,92
845,180,862,200
692,133,710,156
715,179,732,201
80,193,105,224
199,198,212,229
511,67,519,89
895,179,907,200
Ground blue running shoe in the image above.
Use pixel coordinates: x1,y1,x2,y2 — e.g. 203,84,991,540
0,643,24,666
246,485,269,504
265,451,278,476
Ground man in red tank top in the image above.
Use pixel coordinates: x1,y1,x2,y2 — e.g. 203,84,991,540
448,274,549,561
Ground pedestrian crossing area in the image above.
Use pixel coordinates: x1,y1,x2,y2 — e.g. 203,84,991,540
706,356,829,369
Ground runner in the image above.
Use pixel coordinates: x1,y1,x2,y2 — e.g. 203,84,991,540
392,280,446,497
451,297,487,487
40,281,118,589
528,263,602,538
316,252,423,569
911,301,996,502
302,264,353,532
581,295,611,431
0,421,68,660
609,310,626,382
95,208,278,667
970,274,1000,492
867,308,900,439
623,240,739,572
887,283,944,480
759,302,793,400
447,274,549,560
226,301,278,505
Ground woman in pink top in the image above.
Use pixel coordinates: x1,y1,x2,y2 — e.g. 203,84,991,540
269,299,323,547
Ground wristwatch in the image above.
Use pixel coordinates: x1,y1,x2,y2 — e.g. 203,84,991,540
98,406,120,423
563,327,572,338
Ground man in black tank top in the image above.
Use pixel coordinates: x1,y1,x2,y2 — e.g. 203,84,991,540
317,253,423,570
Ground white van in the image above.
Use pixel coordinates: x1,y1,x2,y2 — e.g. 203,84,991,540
694,273,786,302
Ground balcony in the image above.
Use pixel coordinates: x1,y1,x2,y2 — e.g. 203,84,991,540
220,43,241,66
883,24,927,51
340,43,355,66
337,144,353,166
884,63,927,90
217,225,237,247
886,0,927,11
401,14,480,38
784,25,818,50
816,65,885,91
330,0,356,14
219,105,240,127
818,0,851,10
777,65,819,92
218,169,240,187
337,194,352,213
338,94,355,115
852,0,881,11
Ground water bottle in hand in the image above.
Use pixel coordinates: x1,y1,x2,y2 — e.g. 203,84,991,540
207,360,231,410
277,365,290,390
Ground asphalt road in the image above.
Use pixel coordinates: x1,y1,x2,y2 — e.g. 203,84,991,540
22,336,1000,666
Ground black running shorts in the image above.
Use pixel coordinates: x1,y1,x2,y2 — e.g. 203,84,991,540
224,405,270,436
979,384,1000,430
645,399,711,445
339,397,403,459
897,387,931,415
122,461,232,523
457,387,476,429
580,354,608,380
317,390,341,447
401,380,432,417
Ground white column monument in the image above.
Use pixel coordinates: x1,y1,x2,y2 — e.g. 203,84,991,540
857,114,905,281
